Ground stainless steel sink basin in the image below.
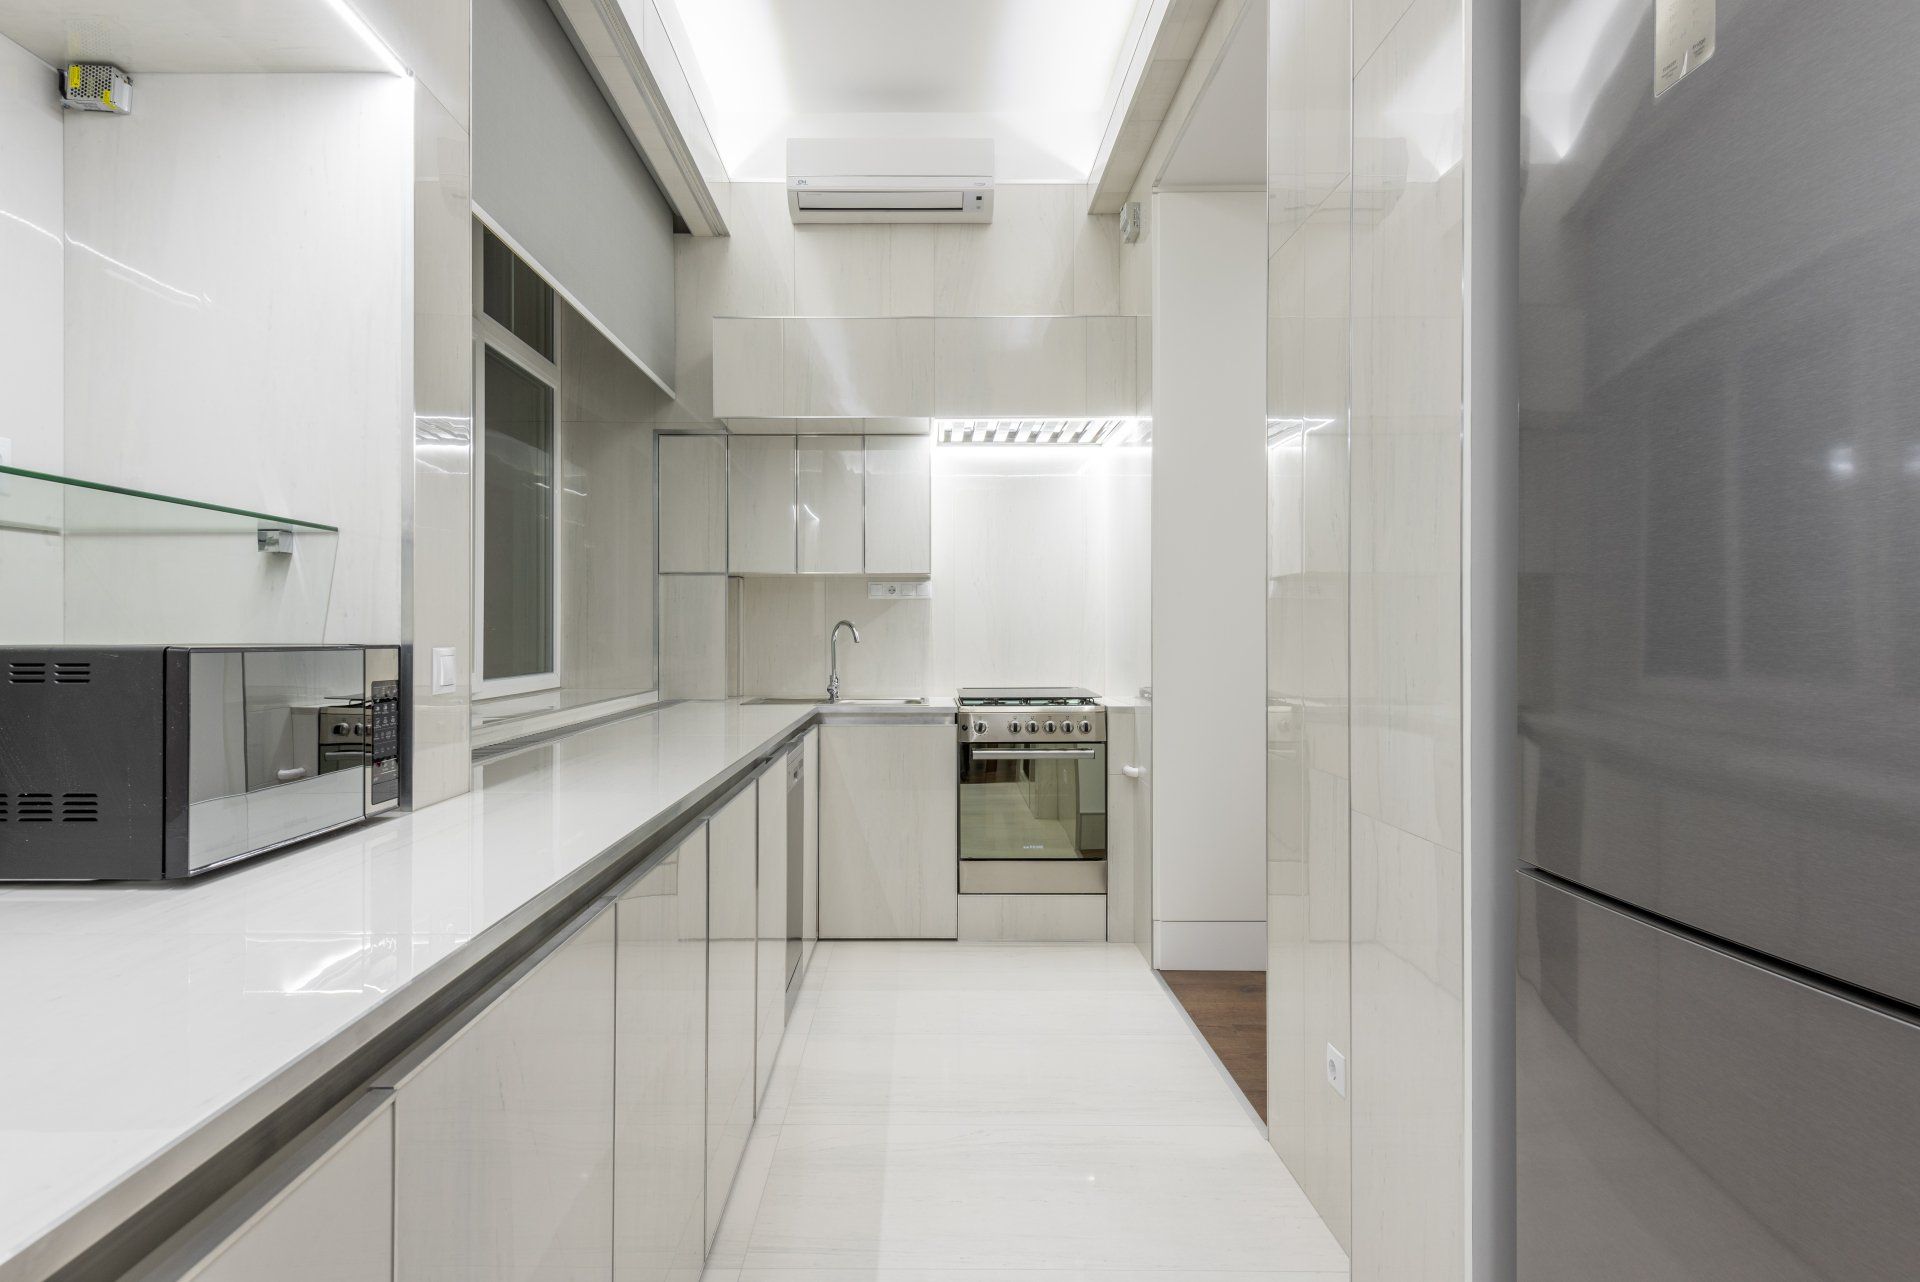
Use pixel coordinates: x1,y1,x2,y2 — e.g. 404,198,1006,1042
744,697,929,707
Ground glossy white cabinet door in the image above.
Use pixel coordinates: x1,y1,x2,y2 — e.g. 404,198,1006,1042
706,785,758,1246
796,435,864,574
727,435,797,574
863,435,933,575
390,909,617,1281
149,1095,394,1282
658,435,727,573
802,728,820,971
819,723,958,939
755,758,789,1104
614,828,707,1282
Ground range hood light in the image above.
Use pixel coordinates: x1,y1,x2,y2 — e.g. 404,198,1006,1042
934,416,1146,447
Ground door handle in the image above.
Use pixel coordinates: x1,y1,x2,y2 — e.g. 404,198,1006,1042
972,748,1098,761
276,767,308,783
1122,764,1142,778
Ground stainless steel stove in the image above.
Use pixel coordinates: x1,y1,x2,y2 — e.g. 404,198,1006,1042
956,686,1105,744
956,687,1107,895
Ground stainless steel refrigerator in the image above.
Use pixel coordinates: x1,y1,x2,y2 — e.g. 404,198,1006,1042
1517,0,1920,1276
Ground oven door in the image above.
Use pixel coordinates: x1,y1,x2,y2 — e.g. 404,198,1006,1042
959,743,1107,893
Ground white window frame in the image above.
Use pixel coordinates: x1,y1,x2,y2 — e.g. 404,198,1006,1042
472,226,564,700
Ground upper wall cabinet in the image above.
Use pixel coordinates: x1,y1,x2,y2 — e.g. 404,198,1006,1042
797,436,864,574
712,315,1144,425
728,436,798,574
863,437,932,576
658,434,727,573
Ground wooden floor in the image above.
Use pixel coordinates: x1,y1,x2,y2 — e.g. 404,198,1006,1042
1161,970,1266,1120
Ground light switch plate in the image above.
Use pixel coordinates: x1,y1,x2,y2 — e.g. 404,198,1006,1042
1325,1043,1347,1098
868,579,932,600
431,646,458,695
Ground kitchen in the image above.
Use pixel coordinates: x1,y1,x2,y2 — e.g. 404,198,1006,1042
9,0,1914,1277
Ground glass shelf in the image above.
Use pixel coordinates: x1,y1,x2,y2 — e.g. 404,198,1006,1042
0,465,340,646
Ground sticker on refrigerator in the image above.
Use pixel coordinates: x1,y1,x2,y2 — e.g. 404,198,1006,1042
1655,0,1715,97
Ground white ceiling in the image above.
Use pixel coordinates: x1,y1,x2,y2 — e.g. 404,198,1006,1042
0,0,394,74
657,0,1145,181
1158,1,1264,189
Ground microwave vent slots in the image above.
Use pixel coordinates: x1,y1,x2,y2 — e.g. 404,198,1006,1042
53,661,91,683
8,662,46,684
0,792,99,822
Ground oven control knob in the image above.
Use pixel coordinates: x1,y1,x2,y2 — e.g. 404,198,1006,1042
353,722,366,736
332,721,351,736
1026,720,1039,734
1007,719,1021,734
1078,720,1091,734
1044,720,1057,734
973,720,987,734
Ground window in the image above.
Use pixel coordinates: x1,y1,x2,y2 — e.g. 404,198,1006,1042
474,226,561,695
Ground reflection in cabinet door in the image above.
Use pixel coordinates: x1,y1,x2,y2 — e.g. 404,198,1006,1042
615,827,708,1282
803,728,820,971
706,785,758,1246
797,435,864,573
729,436,798,574
129,1094,394,1282
388,910,616,1281
756,760,788,1104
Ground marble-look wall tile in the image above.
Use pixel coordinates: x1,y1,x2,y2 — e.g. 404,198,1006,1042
783,318,936,418
793,223,889,316
659,574,731,699
407,78,474,808
0,35,63,472
676,182,794,422
1344,0,1466,1277
62,73,412,647
933,184,1075,316
357,0,470,130
1073,183,1123,316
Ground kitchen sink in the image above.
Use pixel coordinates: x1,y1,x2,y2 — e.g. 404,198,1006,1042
744,697,929,707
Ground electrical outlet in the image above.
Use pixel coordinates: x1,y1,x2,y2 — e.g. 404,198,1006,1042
867,579,932,600
1325,1043,1347,1099
431,646,458,695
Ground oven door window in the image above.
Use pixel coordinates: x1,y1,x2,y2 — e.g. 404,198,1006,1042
960,745,1106,861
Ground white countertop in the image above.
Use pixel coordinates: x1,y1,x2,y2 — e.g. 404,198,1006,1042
0,697,949,1276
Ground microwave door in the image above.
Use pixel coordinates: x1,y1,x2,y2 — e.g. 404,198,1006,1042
184,649,368,873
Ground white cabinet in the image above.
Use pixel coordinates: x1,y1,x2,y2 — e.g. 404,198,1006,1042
705,785,757,1245
614,828,707,1282
863,436,933,575
658,434,727,573
755,756,789,1104
819,722,957,939
387,909,617,1281
802,728,820,971
797,435,864,574
727,435,797,574
132,1094,394,1281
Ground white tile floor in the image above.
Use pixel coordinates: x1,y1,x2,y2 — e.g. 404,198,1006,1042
702,941,1350,1282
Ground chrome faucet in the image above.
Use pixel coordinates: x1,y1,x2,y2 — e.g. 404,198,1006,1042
827,619,861,703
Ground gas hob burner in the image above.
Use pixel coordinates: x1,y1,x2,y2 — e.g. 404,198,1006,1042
956,685,1100,708
956,687,1105,743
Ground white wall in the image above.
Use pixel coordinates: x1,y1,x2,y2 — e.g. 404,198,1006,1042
0,35,66,644
1150,190,1267,970
60,73,411,645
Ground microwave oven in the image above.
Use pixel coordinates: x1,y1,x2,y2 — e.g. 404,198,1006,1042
0,645,404,881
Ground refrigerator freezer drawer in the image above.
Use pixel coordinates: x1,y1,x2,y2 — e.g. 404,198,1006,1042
1517,871,1920,1281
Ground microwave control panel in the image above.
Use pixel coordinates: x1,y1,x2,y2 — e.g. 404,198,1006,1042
369,678,401,809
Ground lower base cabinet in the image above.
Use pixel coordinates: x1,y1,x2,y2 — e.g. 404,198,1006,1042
706,784,759,1247
820,722,959,939
615,827,708,1282
756,757,789,1105
386,910,617,1281
128,1094,395,1281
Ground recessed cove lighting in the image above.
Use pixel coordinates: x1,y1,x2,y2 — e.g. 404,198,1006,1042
324,0,409,77
935,417,1148,447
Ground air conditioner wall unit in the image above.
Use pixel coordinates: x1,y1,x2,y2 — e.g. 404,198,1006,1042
787,138,994,224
